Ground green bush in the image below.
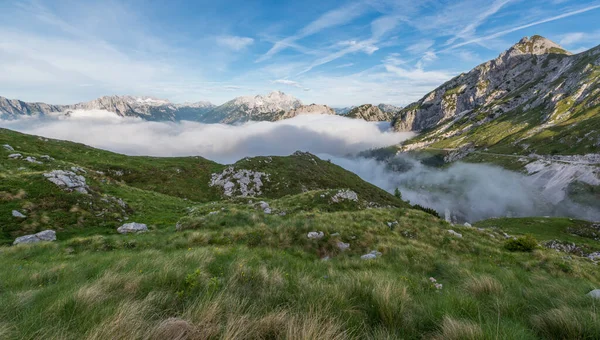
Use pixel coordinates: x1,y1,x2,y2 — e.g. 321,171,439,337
504,234,538,252
412,204,440,218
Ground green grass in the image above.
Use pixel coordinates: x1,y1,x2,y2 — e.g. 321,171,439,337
476,217,600,251
2,128,600,339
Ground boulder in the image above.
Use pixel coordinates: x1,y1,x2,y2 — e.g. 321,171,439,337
3,144,14,151
24,156,42,164
307,231,324,239
587,289,600,299
331,189,358,203
337,242,350,251
13,230,56,245
12,210,26,218
117,222,148,234
361,250,382,260
8,153,22,159
464,222,472,228
447,230,463,238
40,155,54,161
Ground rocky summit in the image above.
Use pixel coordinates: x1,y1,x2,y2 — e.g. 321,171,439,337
393,36,599,157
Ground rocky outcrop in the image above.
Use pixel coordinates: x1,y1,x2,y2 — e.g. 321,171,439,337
43,170,89,194
331,189,358,203
209,167,269,197
277,104,336,120
13,230,56,245
346,104,396,121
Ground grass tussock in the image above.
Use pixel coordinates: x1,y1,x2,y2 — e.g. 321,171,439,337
463,275,503,296
531,307,600,339
434,316,483,340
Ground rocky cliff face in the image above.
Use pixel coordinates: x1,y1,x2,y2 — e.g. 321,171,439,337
277,104,336,120
0,97,63,118
394,36,600,156
346,104,396,121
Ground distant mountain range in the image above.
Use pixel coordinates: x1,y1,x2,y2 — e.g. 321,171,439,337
394,35,600,157
0,91,397,124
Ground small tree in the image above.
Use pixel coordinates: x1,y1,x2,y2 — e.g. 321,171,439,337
394,188,402,200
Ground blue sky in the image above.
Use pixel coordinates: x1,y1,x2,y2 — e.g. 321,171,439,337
0,0,599,107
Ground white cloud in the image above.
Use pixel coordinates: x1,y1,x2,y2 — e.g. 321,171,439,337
445,0,513,45
0,113,414,164
257,2,370,62
406,40,434,54
272,79,303,89
216,35,255,51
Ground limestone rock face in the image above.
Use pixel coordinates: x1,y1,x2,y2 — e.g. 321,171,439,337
277,104,336,120
43,170,89,194
13,230,56,245
331,189,358,203
346,104,396,121
209,167,269,197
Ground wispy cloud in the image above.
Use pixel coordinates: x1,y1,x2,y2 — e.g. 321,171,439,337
216,35,254,50
446,3,600,51
445,0,513,45
256,2,370,62
272,79,304,89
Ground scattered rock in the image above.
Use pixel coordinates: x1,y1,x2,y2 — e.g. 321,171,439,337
209,167,269,197
464,222,472,228
13,230,56,245
117,222,148,234
40,155,54,161
12,210,26,218
8,153,22,159
502,232,512,239
336,242,350,251
331,232,340,237
307,231,324,239
24,156,42,164
588,289,600,299
208,211,219,216
331,189,358,203
447,230,463,238
44,170,89,194
387,221,399,229
279,211,286,216
175,222,183,231
3,144,14,151
361,250,382,260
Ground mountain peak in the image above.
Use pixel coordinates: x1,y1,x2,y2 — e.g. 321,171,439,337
508,35,571,56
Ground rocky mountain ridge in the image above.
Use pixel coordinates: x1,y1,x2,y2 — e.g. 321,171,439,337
393,35,599,157
346,104,398,122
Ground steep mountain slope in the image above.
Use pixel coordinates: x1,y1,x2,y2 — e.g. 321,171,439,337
335,103,401,119
0,95,216,122
276,103,336,120
394,36,599,156
200,91,303,123
346,104,397,121
2,128,600,339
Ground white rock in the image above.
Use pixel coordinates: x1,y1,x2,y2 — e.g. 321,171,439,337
587,289,600,299
12,210,26,218
387,221,399,228
117,222,148,234
13,230,56,245
208,211,219,215
8,153,22,160
209,167,269,197
307,231,324,239
464,222,472,228
447,230,463,238
44,170,89,194
361,250,382,260
337,242,350,251
3,144,14,151
264,207,272,214
331,232,340,237
331,189,358,203
40,155,54,161
24,156,42,164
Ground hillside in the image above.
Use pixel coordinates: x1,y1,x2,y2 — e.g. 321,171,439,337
1,128,600,339
393,36,599,157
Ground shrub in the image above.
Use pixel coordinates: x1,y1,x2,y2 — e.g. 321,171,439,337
412,204,441,218
504,235,538,252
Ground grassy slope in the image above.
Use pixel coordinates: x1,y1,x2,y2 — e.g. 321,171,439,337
1,128,600,339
